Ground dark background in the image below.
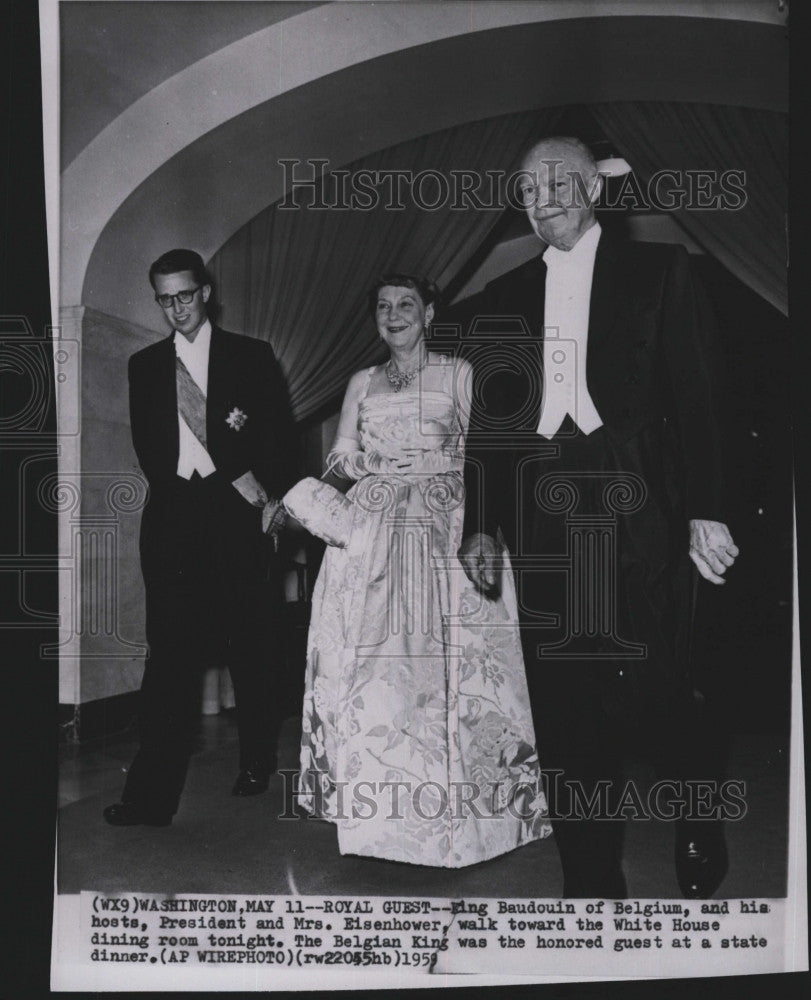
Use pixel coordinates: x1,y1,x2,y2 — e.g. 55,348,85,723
2,2,57,997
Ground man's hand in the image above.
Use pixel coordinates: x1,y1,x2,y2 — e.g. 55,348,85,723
689,519,739,584
232,469,268,508
458,532,501,595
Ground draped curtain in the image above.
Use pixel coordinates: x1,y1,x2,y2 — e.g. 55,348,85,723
210,102,788,422
209,110,562,421
592,102,788,316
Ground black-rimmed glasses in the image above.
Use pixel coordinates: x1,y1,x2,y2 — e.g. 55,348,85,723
155,286,201,309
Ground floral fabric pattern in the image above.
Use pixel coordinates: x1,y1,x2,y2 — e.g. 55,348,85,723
299,368,551,866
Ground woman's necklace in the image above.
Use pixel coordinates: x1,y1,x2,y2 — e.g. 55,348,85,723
385,353,427,392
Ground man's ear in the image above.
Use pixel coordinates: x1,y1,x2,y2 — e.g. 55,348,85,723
202,284,212,304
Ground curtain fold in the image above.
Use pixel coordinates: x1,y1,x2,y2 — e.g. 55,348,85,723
211,102,787,422
592,102,788,315
209,109,563,421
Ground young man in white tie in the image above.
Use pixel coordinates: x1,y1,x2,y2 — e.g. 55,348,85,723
104,249,295,827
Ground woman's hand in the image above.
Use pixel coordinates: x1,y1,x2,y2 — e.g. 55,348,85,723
262,498,287,536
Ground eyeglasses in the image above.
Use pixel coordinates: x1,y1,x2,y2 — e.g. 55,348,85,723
155,286,201,309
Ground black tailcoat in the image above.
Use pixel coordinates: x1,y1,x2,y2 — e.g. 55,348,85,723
129,326,294,569
454,233,727,897
124,326,295,814
461,235,724,718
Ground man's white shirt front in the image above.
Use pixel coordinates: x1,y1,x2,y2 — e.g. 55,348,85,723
174,320,217,478
537,221,604,438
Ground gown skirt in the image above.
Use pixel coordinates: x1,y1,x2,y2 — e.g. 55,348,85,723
299,373,551,867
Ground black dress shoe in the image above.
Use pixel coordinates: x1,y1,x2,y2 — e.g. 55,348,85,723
231,764,270,797
103,802,172,827
675,822,728,898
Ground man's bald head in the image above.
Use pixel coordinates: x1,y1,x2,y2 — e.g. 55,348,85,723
521,136,598,177
519,136,602,251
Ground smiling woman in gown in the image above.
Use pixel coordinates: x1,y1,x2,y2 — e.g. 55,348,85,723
284,274,551,867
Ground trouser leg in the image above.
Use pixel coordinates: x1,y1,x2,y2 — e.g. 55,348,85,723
225,578,285,771
527,635,628,897
122,645,202,815
542,743,627,898
124,482,222,813
123,577,217,815
519,423,630,896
